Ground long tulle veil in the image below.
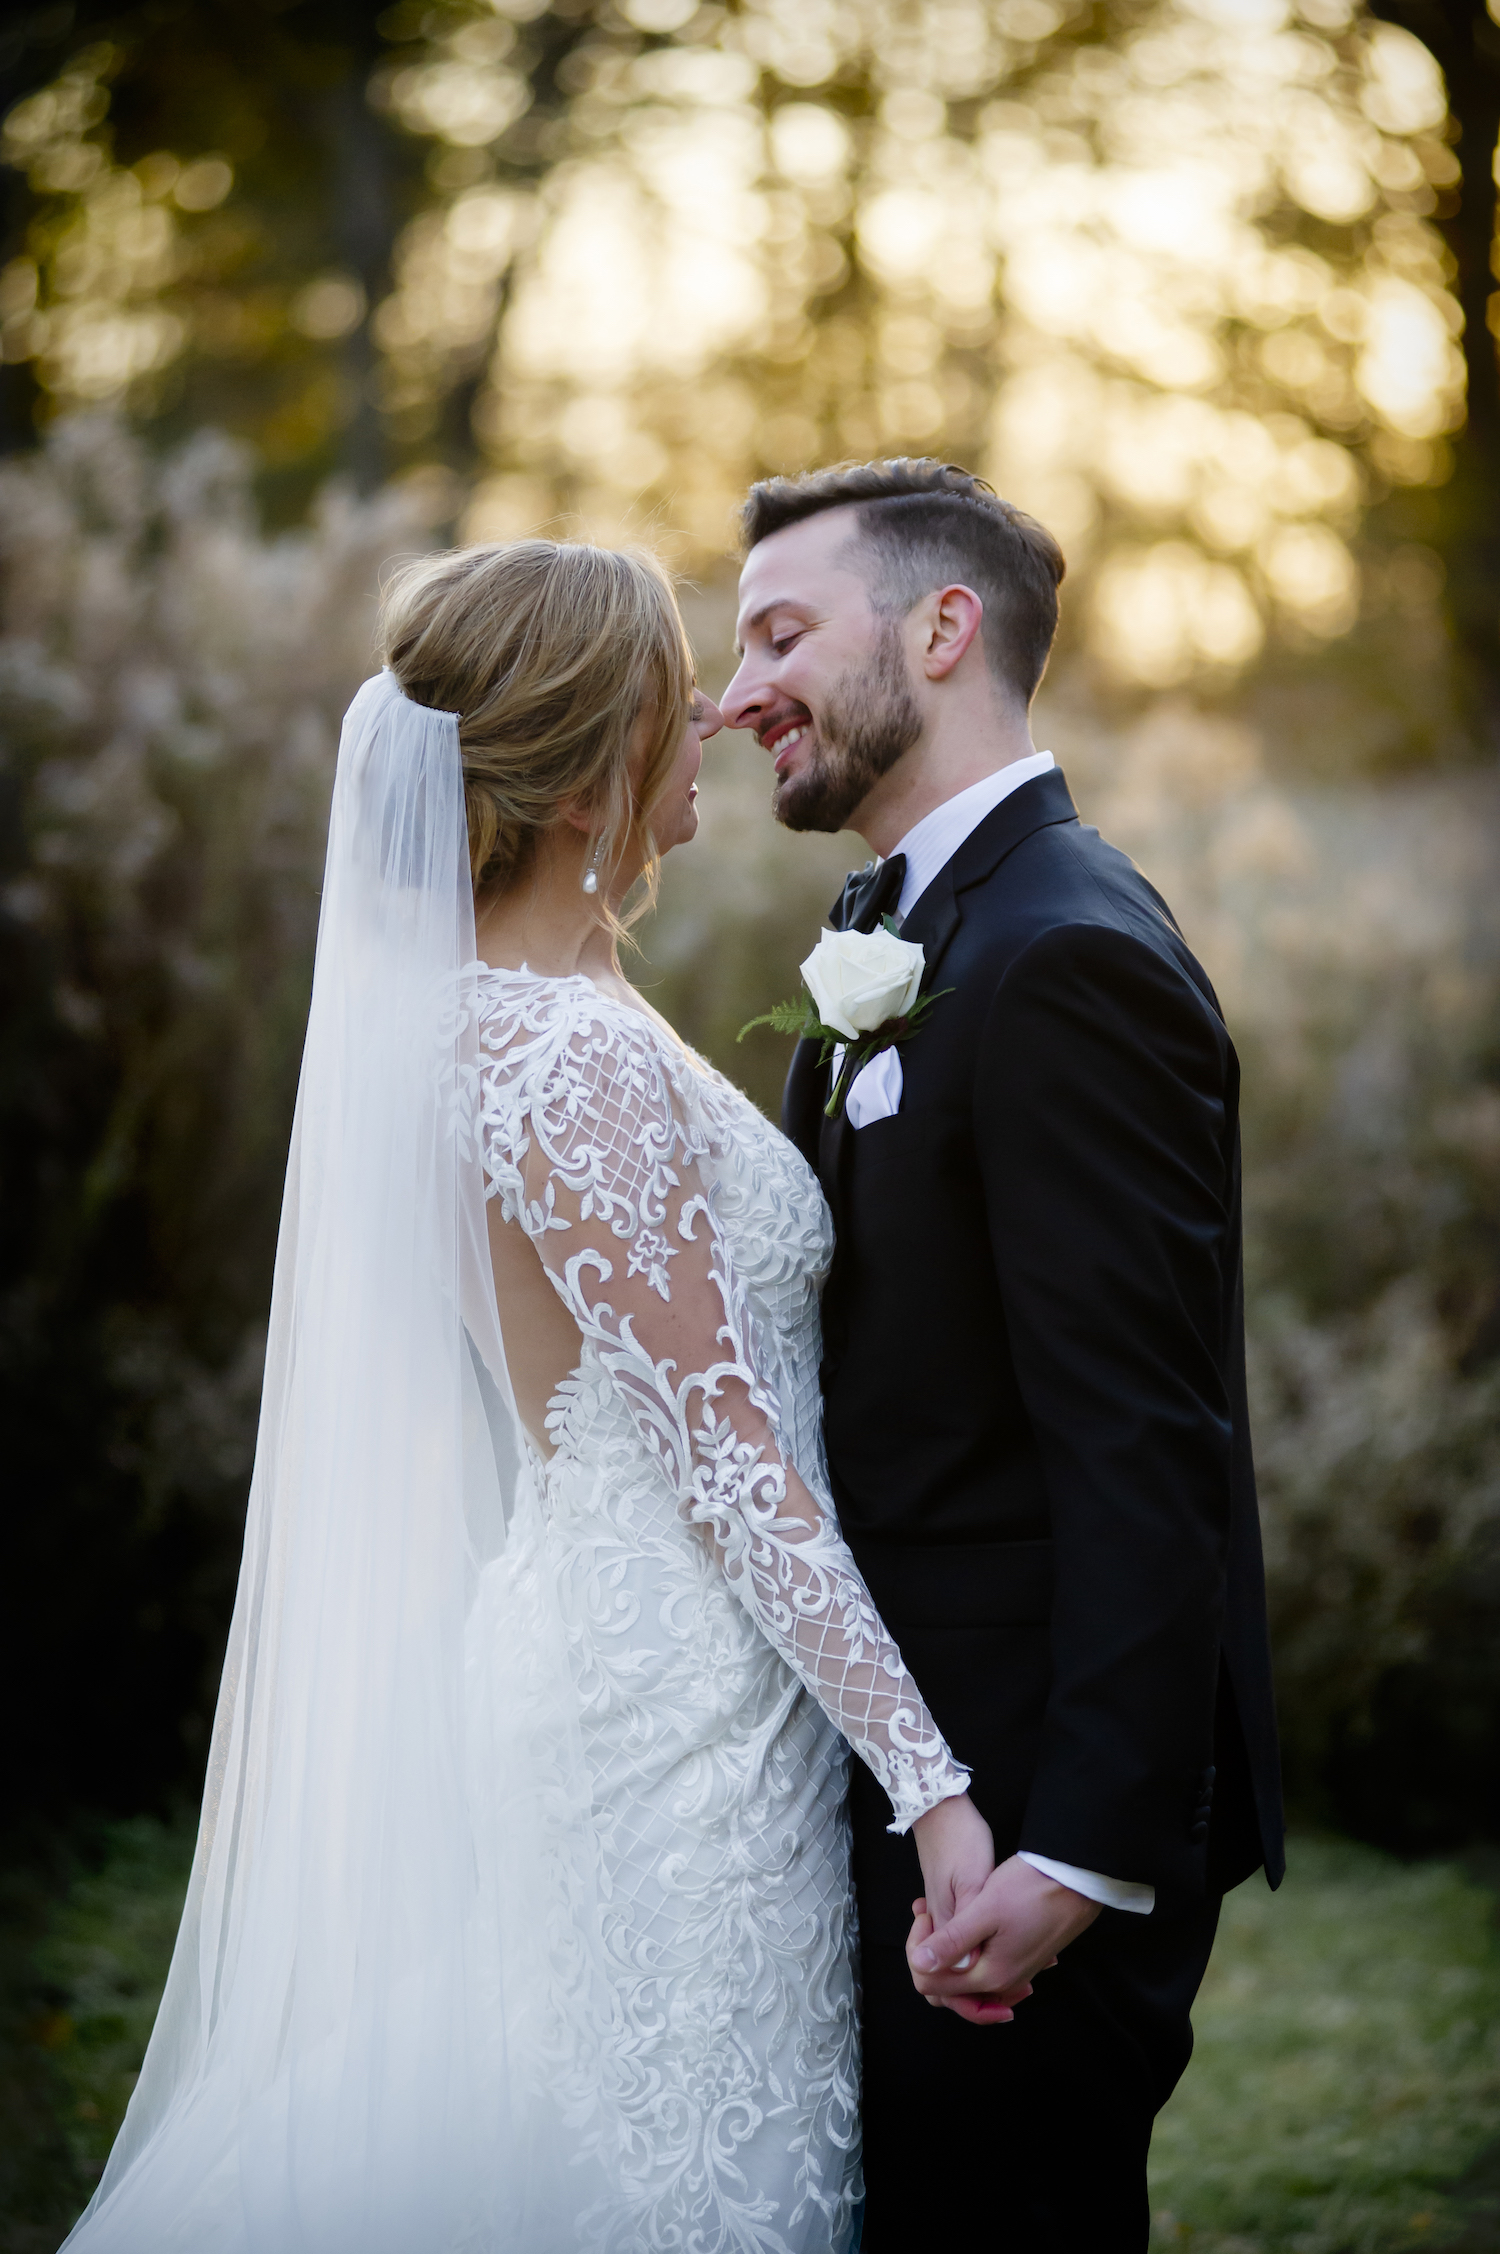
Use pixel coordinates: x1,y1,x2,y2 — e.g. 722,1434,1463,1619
63,673,608,2253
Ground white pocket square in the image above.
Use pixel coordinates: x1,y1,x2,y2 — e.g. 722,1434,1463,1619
844,1045,904,1128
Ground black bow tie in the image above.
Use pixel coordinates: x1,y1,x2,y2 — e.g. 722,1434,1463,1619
832,854,906,934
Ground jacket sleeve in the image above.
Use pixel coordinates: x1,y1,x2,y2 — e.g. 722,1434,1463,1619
975,920,1236,1896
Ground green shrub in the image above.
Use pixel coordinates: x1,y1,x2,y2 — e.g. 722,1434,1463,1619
1151,1837,1500,2250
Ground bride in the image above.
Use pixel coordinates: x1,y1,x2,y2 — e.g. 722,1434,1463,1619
63,538,1000,2254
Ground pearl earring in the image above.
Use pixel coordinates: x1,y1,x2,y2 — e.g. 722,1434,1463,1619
581,835,605,896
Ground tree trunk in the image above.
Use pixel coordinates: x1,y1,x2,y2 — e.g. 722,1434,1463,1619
1367,0,1500,734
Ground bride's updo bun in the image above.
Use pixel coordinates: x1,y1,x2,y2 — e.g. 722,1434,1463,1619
378,538,694,902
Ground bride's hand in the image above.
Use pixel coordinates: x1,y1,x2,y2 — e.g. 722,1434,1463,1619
909,1793,1036,2022
910,1789,994,1926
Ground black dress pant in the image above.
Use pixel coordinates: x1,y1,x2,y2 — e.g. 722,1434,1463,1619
858,1894,1221,2251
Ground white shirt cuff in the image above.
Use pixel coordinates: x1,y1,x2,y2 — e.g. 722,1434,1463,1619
1018,1851,1155,1915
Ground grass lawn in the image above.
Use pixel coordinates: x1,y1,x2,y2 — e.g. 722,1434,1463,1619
1151,1837,1500,2250
3,1826,1496,2249
26,1817,199,2203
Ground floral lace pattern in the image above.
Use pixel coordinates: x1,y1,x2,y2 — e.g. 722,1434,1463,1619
473,966,969,2254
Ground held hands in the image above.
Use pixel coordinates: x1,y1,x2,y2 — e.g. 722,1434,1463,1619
906,1901,1033,2023
908,1793,1037,2025
906,1849,1101,2022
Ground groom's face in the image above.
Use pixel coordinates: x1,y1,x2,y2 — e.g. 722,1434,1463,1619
723,507,922,833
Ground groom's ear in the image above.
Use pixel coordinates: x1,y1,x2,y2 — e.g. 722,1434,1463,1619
917,583,985,681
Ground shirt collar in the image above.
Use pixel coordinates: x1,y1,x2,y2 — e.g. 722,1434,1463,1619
892,750,1056,922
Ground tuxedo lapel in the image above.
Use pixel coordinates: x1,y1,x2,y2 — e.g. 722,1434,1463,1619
783,1039,851,1241
898,767,1081,984
781,1033,825,1163
818,1091,850,1236
897,868,961,983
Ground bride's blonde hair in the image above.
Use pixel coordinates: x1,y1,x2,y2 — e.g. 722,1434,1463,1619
378,539,695,918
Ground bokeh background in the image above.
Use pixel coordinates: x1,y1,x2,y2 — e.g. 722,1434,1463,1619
1,0,1498,2245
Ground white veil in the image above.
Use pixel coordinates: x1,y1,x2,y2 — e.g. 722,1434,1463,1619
64,673,608,2253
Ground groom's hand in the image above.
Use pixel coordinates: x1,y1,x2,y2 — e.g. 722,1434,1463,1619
907,1855,1100,2021
907,1902,1034,2023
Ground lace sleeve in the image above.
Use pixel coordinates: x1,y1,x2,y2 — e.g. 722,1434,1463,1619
484,992,971,1834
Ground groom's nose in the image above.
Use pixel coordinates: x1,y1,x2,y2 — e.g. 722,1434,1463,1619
719,654,764,734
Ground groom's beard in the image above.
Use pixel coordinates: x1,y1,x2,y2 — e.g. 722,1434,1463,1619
773,620,922,834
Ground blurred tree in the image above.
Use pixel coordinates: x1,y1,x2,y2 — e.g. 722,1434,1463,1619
1364,0,1500,729
0,0,643,519
5,0,1487,709
408,0,1472,700
0,0,427,516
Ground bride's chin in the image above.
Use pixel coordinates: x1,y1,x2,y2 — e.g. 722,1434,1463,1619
649,811,697,860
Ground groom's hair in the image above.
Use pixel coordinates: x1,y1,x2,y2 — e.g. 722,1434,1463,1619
740,459,1065,706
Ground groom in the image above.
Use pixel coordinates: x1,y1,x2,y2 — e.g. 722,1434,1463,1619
721,460,1284,2250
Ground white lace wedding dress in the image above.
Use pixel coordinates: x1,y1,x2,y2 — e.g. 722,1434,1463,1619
474,966,970,2254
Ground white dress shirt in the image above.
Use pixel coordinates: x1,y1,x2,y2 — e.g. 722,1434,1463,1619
892,748,1057,923
844,750,1155,1915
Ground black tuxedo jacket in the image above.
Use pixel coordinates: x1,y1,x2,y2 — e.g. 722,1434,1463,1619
784,768,1284,1938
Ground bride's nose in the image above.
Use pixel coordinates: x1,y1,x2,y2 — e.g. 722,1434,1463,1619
696,695,725,741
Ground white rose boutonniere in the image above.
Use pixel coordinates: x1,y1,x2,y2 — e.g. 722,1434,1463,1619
800,925,924,1039
739,915,951,1120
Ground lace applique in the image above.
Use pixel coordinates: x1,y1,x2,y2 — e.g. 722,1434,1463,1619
625,1225,675,1297
474,970,971,1836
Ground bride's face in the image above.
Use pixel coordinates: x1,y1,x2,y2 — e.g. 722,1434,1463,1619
649,690,724,856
